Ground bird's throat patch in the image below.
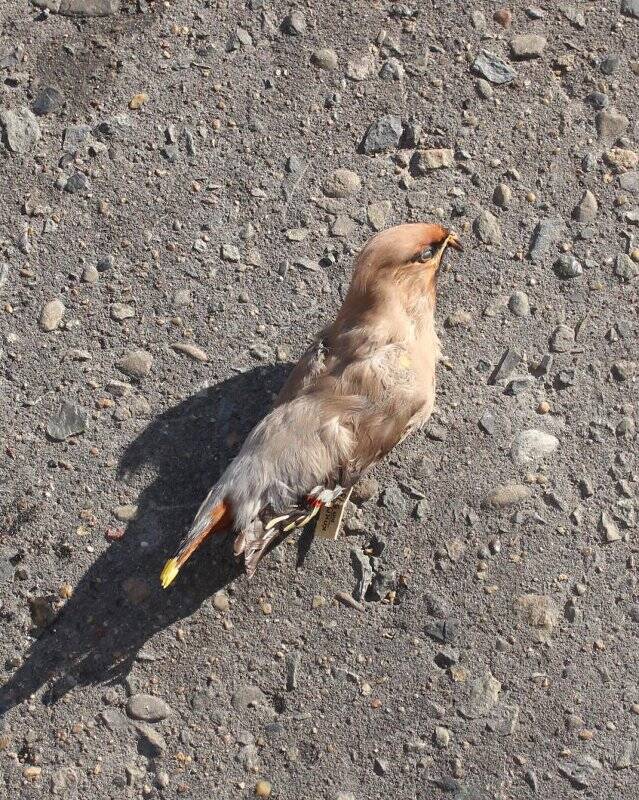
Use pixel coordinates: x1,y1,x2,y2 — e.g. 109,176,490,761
314,488,353,540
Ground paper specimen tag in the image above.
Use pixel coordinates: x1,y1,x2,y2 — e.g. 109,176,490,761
314,488,353,540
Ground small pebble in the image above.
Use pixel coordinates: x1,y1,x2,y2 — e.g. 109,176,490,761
311,48,338,70
255,779,272,798
508,291,529,316
40,299,65,332
129,92,149,110
213,591,230,612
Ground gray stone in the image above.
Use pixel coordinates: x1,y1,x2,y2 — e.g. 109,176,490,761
411,148,454,173
221,243,240,262
524,771,539,792
510,34,547,59
367,201,391,231
479,409,495,435
64,172,90,193
33,0,120,14
486,703,520,736
554,254,583,279
351,549,373,601
614,253,639,280
82,265,99,283
311,48,338,70
134,722,167,756
489,348,522,384
472,50,517,84
473,210,502,245
126,693,172,722
511,429,559,465
483,484,532,509
346,54,375,81
231,684,267,712
413,497,429,519
379,485,407,516
281,9,306,35
476,78,493,98
621,0,639,19
0,107,40,153
506,376,534,395
620,171,639,193
470,9,486,29
172,342,209,362
493,183,512,208
51,767,78,797
330,215,355,237
549,324,575,353
47,401,89,441
425,618,458,644
600,54,620,75
615,738,639,769
285,652,301,691
562,4,586,27
585,91,609,110
0,44,24,69
32,87,64,116
113,504,138,521
517,593,559,641
558,756,602,789
117,349,153,379
63,124,91,152
0,263,8,294
600,510,621,542
40,299,65,331
226,28,252,52
97,255,114,272
572,189,598,222
508,291,530,316
110,303,135,321
434,726,450,748
379,58,404,81
99,708,130,732
373,757,388,776
322,168,361,198
360,115,403,154
596,109,629,140
529,218,563,263
459,672,501,719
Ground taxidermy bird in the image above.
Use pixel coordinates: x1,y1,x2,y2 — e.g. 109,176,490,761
161,222,462,588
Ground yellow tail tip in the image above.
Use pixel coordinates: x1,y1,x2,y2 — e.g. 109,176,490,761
160,558,179,589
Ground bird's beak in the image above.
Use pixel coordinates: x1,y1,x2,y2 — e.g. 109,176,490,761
429,231,463,271
445,231,463,251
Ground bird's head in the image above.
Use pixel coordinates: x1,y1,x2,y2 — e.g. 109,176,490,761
337,223,463,328
355,222,462,280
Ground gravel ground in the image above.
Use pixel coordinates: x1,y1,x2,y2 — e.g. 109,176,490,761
1,1,638,798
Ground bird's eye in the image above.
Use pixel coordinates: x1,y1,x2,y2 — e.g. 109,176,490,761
418,246,435,262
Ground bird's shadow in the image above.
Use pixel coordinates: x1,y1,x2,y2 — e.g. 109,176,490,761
0,363,292,715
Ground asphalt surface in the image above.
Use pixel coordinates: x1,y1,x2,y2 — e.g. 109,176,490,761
1,1,638,798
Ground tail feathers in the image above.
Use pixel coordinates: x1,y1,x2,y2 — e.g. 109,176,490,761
160,485,346,588
234,520,289,579
160,498,233,589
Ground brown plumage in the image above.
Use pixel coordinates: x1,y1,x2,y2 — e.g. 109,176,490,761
160,222,462,587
